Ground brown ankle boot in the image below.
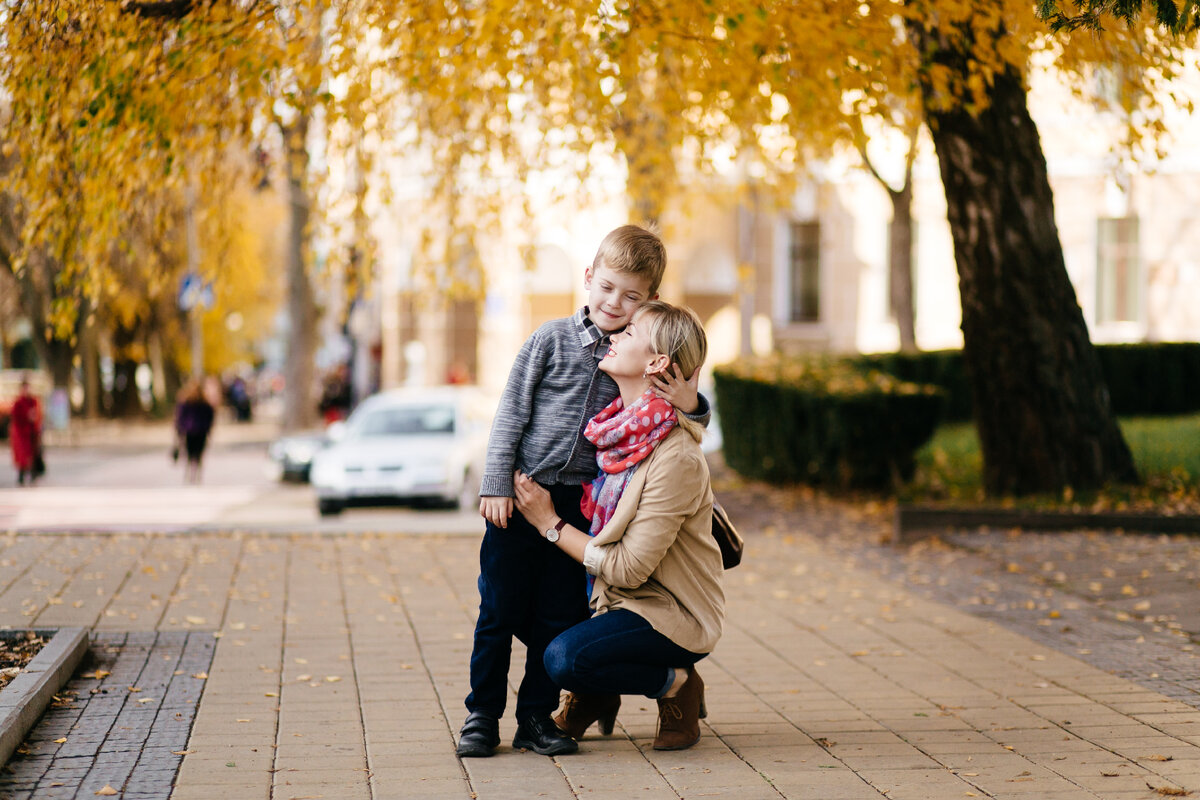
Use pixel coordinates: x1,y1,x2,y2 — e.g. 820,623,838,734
553,692,621,740
653,668,704,750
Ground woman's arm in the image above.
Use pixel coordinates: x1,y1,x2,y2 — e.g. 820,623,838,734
513,472,591,563
513,447,705,589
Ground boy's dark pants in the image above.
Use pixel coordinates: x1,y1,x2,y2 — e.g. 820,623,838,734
465,483,592,723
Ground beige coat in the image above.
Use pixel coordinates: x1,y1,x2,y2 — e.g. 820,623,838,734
588,426,725,654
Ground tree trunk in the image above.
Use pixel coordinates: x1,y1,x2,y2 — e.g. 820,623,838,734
108,320,143,418
910,22,1137,495
888,179,918,354
282,115,319,432
858,130,919,353
79,300,103,418
12,252,74,391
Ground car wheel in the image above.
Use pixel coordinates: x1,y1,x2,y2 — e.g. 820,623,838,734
317,498,344,517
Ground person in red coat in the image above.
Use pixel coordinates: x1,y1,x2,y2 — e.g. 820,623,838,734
9,376,42,486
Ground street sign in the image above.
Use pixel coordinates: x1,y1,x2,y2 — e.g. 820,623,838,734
178,273,214,311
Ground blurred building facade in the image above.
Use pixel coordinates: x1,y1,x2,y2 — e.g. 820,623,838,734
362,66,1200,397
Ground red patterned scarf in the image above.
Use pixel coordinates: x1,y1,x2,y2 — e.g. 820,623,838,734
581,391,677,539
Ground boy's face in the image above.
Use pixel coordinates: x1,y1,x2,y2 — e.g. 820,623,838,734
584,262,655,333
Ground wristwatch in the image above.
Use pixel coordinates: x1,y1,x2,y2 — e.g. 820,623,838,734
543,518,567,543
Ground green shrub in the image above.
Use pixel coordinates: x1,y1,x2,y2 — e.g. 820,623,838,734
713,357,944,489
855,342,1200,421
857,350,972,421
1094,343,1200,416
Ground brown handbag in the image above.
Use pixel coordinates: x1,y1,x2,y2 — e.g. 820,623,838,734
712,499,744,569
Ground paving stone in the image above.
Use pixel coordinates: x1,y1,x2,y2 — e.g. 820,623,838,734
0,630,215,798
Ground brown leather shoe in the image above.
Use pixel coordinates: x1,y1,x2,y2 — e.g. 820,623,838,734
553,692,621,740
653,668,704,750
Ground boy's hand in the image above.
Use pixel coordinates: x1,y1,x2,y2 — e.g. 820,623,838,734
650,363,700,415
479,496,513,528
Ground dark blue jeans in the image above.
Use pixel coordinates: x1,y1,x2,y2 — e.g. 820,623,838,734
544,608,706,698
465,483,592,722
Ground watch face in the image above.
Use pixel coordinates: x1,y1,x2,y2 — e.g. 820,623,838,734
544,528,560,543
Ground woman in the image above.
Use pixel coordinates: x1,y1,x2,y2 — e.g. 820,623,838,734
174,379,215,484
9,376,42,486
514,300,724,751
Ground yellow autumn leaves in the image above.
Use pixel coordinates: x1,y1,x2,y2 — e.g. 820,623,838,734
1,0,1193,367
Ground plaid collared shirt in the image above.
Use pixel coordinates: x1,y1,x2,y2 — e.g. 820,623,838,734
578,307,612,361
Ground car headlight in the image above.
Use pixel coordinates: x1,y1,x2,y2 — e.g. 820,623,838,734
287,442,317,465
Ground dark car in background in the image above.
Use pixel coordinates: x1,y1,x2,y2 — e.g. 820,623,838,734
267,429,330,482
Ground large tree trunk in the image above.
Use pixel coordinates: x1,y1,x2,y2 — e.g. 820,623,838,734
281,115,319,432
911,23,1137,495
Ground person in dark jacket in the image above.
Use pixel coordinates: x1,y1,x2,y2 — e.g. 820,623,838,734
174,379,215,484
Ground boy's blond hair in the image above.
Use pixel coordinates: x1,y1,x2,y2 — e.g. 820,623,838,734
634,300,708,441
592,224,667,296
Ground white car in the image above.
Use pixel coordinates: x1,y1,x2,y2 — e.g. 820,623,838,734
310,386,492,516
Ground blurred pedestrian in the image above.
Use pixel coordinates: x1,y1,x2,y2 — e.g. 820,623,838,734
226,374,252,422
9,375,42,487
174,379,215,484
318,364,352,424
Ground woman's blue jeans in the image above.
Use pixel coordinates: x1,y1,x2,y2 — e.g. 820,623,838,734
544,608,705,699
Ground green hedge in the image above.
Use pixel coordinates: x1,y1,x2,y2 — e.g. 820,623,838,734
854,342,1200,421
713,358,944,489
1095,343,1200,416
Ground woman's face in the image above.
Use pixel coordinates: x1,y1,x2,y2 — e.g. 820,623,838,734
600,312,662,379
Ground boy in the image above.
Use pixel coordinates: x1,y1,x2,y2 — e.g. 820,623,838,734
457,225,710,758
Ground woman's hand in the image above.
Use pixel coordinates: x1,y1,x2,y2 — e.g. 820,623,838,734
513,471,556,531
649,363,699,414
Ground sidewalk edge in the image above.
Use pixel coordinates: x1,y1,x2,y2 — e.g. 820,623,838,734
0,627,89,766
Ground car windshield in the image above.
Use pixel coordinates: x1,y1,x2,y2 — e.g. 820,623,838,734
352,405,456,438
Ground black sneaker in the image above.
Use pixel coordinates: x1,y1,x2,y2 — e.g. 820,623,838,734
512,714,579,756
456,711,500,758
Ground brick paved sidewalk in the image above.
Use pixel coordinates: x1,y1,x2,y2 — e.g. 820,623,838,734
0,529,1198,799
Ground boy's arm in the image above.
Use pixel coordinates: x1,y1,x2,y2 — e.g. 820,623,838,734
650,365,711,427
480,330,550,501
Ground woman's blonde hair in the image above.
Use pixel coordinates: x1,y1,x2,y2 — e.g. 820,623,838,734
635,300,708,441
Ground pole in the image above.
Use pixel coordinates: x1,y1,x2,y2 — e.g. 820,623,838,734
185,184,203,379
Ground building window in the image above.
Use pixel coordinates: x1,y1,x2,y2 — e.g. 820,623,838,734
1096,217,1140,324
788,221,821,323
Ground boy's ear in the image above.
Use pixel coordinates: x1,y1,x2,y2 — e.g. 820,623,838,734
650,292,659,300
584,266,594,286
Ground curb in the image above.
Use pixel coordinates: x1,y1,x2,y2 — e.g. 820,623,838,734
894,505,1200,545
0,627,89,766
